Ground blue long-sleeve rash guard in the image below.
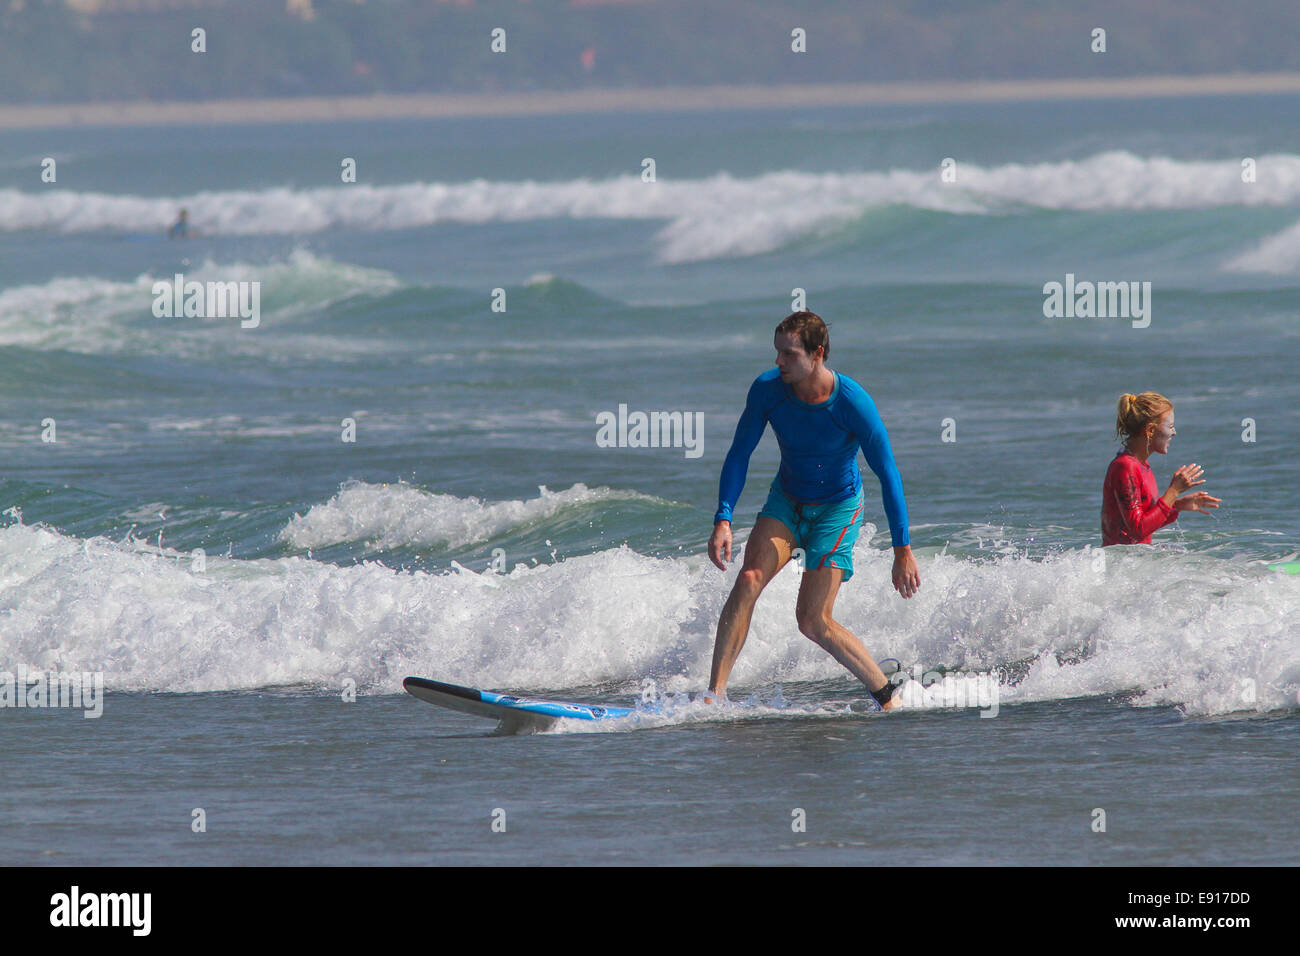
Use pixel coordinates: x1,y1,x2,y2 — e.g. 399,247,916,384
714,368,910,547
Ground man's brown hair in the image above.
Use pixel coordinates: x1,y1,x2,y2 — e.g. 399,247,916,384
775,311,830,360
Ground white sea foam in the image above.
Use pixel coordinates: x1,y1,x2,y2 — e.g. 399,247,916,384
1,509,1295,716
0,249,400,355
5,151,1300,263
1224,218,1300,274
277,480,665,551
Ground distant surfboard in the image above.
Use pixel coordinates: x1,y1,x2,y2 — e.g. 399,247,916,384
403,676,635,731
1268,562,1300,575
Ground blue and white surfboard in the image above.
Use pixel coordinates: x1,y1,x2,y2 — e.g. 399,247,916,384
404,676,887,730
404,676,634,729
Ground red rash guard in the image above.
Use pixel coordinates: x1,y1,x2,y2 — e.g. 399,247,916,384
1101,450,1178,545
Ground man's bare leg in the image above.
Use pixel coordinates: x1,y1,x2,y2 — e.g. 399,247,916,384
795,566,901,710
707,516,796,699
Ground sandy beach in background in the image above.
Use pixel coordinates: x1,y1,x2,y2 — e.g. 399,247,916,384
4,72,1300,130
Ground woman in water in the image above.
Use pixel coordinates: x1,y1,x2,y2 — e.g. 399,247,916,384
1102,392,1221,545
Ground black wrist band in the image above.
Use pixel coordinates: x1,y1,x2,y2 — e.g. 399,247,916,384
870,681,895,706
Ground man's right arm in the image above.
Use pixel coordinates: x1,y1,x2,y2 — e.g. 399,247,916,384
713,378,768,524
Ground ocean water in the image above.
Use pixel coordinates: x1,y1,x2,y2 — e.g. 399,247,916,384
1,95,1297,865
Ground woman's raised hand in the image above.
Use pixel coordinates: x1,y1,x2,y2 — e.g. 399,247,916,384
1170,463,1205,495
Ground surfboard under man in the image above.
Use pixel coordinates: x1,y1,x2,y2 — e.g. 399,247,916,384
706,311,919,710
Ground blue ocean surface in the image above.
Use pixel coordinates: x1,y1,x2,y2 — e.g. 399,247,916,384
0,95,1297,864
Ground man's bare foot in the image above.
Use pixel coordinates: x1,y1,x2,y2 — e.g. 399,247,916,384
869,678,906,711
881,677,910,711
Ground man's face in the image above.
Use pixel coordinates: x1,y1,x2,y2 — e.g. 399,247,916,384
774,332,819,383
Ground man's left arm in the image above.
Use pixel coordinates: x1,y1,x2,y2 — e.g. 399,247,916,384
846,390,920,598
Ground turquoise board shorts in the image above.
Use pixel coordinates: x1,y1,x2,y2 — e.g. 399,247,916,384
757,477,866,581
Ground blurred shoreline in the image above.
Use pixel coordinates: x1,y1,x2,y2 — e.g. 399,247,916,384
5,72,1300,130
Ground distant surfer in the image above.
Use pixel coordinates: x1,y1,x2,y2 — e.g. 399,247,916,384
168,208,191,239
1102,391,1220,545
705,311,918,711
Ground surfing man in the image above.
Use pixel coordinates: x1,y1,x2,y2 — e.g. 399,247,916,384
706,311,918,711
1102,391,1220,545
168,208,191,239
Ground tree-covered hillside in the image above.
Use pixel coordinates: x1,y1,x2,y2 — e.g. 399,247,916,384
1,0,1297,105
